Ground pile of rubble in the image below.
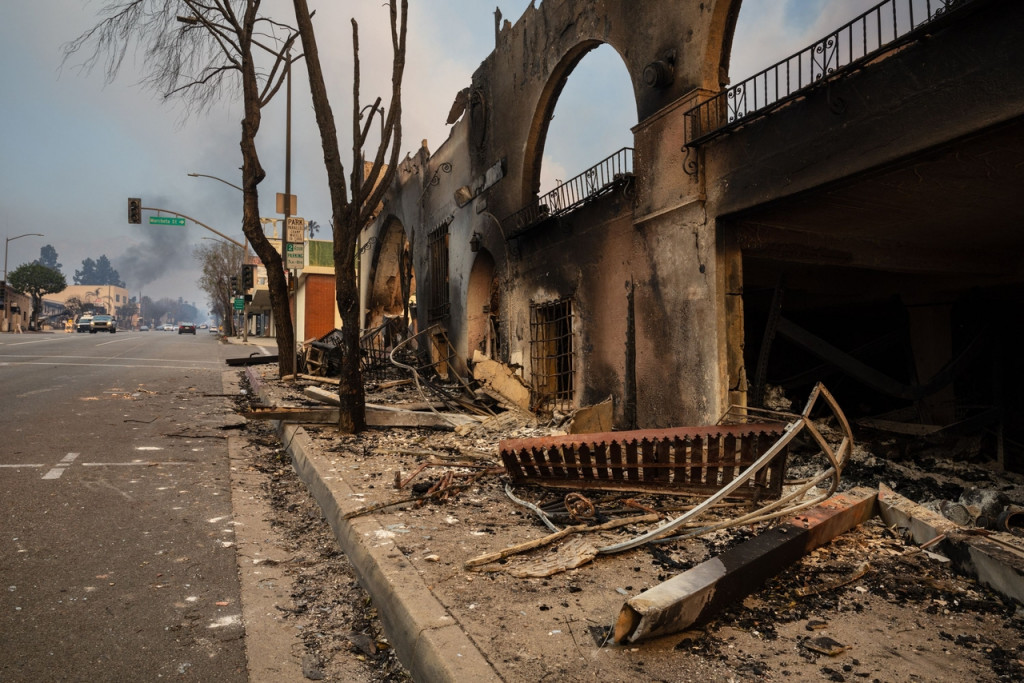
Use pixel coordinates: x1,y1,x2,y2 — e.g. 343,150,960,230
234,332,1024,681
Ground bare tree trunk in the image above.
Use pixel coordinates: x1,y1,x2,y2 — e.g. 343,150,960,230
238,4,294,377
293,0,406,432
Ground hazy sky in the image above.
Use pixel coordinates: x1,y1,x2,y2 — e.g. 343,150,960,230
0,0,876,313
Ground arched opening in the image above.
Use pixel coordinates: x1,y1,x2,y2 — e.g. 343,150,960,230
367,219,415,333
521,42,637,203
537,44,636,195
466,248,498,361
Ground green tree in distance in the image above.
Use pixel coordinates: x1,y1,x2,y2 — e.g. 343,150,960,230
74,255,125,287
9,263,67,329
35,245,63,275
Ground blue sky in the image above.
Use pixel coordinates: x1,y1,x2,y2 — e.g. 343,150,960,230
0,0,877,312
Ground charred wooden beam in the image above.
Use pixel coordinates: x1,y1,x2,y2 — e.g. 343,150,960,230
613,487,878,644
877,484,1024,605
242,405,481,430
225,353,279,366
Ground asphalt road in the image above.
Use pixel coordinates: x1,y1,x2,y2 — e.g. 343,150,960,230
0,329,263,681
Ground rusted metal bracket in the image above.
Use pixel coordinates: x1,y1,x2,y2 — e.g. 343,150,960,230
613,487,878,644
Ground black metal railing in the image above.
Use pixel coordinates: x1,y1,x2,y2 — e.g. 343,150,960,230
684,0,976,146
504,147,634,238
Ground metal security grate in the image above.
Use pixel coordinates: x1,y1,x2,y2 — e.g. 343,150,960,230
500,424,789,499
530,299,574,411
427,221,450,322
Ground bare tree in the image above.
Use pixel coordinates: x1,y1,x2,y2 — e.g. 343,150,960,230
194,240,244,335
63,0,299,376
292,0,407,432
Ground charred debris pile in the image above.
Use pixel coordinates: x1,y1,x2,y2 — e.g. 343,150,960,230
236,321,1024,647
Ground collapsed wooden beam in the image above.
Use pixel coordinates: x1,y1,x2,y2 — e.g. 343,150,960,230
877,484,1024,605
613,487,878,644
225,354,278,366
242,405,481,430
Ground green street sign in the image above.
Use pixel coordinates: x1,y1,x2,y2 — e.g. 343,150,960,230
233,297,244,310
149,216,186,226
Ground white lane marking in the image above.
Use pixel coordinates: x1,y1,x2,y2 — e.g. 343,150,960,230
97,336,139,346
0,362,220,370
42,453,79,480
3,337,71,347
0,354,221,364
0,464,46,469
81,461,194,467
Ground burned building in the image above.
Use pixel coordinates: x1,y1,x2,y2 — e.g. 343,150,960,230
360,0,1024,470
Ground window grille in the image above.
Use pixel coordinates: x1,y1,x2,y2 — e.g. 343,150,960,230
530,298,575,411
427,221,450,322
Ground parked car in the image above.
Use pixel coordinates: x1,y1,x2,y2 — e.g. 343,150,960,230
90,315,117,333
139,325,150,332
178,322,196,335
76,315,94,333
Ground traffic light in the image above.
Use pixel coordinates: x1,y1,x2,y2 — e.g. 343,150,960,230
128,197,142,224
241,264,254,290
230,275,239,295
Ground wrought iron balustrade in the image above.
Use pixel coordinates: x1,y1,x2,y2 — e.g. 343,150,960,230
685,0,977,146
504,147,634,239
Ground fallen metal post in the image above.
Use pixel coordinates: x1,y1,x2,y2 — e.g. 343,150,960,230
613,487,878,644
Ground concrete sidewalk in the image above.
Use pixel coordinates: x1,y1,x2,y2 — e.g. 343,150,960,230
244,366,501,682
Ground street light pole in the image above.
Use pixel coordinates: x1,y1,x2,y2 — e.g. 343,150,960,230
3,233,44,333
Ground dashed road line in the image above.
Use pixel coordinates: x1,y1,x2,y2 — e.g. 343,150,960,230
1,455,198,479
42,453,79,480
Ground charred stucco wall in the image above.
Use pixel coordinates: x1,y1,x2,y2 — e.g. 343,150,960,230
706,0,1024,221
361,0,1024,445
362,0,744,427
473,0,737,217
465,0,742,426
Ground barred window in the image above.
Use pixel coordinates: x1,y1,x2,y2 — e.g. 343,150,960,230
530,298,575,410
427,221,450,322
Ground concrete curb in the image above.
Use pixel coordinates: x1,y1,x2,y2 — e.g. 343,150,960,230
245,368,501,682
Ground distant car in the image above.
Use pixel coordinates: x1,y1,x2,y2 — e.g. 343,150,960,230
139,325,150,332
178,322,196,335
162,324,175,331
76,315,94,333
90,315,117,333
199,323,208,329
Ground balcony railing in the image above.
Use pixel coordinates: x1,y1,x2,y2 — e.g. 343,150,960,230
504,147,634,239
684,0,977,146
